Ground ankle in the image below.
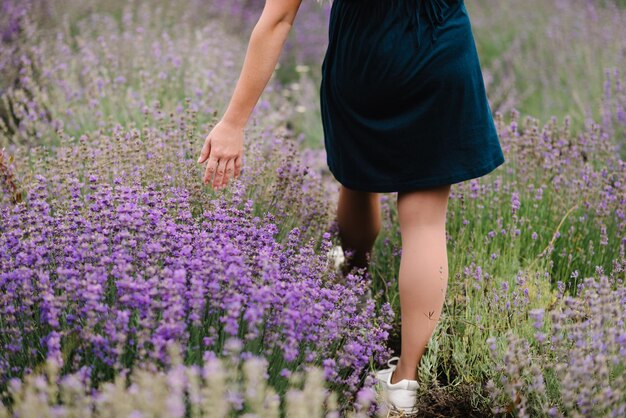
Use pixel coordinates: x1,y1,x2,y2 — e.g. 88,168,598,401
390,362,417,384
342,258,369,277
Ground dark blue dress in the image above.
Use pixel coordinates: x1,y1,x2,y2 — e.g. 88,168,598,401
320,0,505,193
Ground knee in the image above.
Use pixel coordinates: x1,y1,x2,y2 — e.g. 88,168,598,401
397,185,451,228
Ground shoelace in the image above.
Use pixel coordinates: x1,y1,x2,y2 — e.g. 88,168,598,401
404,0,464,50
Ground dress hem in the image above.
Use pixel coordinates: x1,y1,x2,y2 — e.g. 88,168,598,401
327,153,505,193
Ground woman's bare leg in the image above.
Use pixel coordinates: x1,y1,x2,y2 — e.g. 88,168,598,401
336,185,382,275
390,184,451,384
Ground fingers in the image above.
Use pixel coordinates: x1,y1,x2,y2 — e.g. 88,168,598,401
197,137,211,164
204,155,219,185
201,149,243,190
203,157,240,190
222,159,235,188
234,155,242,179
212,158,226,189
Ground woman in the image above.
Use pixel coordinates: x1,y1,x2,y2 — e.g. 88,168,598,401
197,0,505,415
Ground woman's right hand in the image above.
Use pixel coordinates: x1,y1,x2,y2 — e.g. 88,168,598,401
195,0,302,191
196,119,244,190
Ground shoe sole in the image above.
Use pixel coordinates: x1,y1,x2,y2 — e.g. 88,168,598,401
386,405,420,417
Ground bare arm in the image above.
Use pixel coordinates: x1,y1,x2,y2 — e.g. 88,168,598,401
222,0,302,127
197,0,303,190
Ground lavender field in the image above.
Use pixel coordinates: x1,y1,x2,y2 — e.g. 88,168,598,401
0,0,625,416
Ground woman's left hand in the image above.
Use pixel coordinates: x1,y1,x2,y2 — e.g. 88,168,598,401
197,119,244,190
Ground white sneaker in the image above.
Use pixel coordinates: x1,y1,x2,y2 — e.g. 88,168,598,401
374,356,400,381
374,357,419,415
327,244,346,273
